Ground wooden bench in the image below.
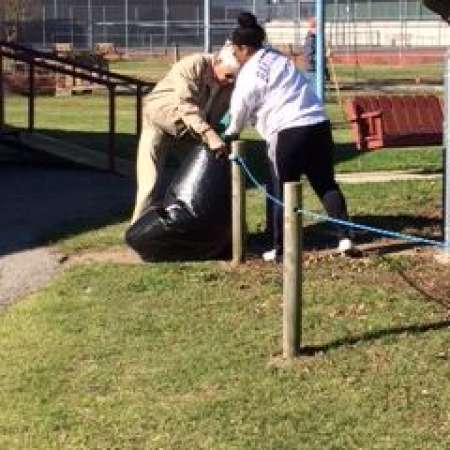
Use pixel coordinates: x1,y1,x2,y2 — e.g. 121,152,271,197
344,95,443,150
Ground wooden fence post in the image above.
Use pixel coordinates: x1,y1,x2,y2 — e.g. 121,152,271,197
231,140,246,265
283,181,302,359
108,84,116,172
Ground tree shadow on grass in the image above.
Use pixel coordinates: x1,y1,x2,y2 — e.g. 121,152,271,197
383,255,450,310
0,128,141,256
247,214,442,255
300,319,450,356
7,128,361,187
0,159,135,257
1,127,441,257
32,128,139,161
303,214,442,250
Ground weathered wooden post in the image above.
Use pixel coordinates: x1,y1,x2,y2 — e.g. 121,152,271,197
283,181,302,359
231,140,246,265
108,84,116,172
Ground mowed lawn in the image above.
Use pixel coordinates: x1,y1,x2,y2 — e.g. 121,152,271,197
1,177,449,448
2,58,445,171
3,92,443,173
0,255,448,449
0,59,448,448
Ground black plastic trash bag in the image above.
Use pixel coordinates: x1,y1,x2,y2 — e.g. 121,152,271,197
125,144,231,261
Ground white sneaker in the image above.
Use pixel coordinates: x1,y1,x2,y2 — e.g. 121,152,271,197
337,238,362,257
262,249,279,262
337,238,353,253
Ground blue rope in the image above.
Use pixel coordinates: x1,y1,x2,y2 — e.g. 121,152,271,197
229,154,449,250
229,154,284,208
295,208,448,248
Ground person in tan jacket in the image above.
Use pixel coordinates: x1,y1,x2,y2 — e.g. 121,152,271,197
131,44,241,224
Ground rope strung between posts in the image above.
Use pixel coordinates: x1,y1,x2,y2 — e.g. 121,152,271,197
229,154,449,250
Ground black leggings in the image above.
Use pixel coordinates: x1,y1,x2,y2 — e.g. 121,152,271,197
267,121,349,252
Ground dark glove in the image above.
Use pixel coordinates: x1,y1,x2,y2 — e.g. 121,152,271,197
223,133,239,144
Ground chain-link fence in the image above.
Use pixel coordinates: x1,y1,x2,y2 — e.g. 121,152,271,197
0,0,447,51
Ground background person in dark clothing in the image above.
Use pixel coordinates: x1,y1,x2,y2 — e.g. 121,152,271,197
303,17,329,95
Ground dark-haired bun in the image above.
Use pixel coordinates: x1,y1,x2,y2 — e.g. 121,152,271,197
232,11,265,48
238,12,258,28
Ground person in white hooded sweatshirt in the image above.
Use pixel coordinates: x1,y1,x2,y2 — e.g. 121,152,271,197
225,12,355,261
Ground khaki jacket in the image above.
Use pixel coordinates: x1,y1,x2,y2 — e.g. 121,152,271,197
143,53,232,148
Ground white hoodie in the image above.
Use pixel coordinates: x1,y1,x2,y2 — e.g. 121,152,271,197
225,47,327,141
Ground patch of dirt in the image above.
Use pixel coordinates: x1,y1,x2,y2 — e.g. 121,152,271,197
239,240,449,314
65,246,142,266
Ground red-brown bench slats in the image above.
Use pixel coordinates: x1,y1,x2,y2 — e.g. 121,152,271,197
344,94,443,150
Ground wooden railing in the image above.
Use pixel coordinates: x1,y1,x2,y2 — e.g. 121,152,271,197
0,41,155,172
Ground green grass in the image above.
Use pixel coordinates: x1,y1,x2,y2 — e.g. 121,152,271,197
241,122,443,174
109,58,171,82
333,62,444,83
3,57,445,174
0,249,448,448
5,94,136,133
1,175,449,448
8,91,433,175
4,94,139,159
107,58,444,85
56,179,443,256
1,58,448,448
